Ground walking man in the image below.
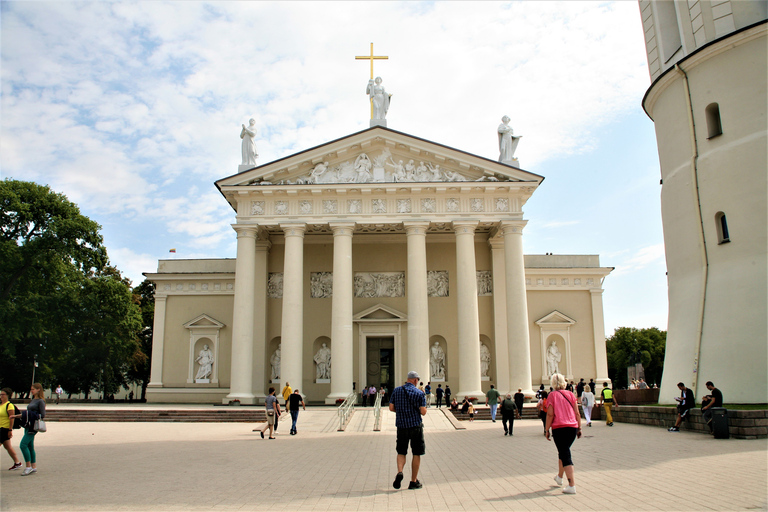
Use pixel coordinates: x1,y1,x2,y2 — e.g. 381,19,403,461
435,384,444,409
389,371,427,490
288,389,306,435
362,386,368,407
486,384,500,422
514,388,525,413
425,382,432,408
54,385,63,405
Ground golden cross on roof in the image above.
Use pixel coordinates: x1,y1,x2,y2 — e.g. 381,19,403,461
356,43,388,119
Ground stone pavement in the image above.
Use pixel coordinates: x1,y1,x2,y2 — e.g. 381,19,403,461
1,407,766,511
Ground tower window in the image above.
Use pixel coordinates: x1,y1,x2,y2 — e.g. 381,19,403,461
706,103,723,138
715,212,730,244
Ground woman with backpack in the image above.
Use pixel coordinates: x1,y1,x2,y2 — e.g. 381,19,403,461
1,388,22,470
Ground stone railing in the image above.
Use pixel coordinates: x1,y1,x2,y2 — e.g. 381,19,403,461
373,392,383,431
603,405,767,439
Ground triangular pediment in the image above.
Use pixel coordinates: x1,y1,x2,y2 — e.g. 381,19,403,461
353,303,407,322
183,314,225,329
217,126,543,191
535,310,576,326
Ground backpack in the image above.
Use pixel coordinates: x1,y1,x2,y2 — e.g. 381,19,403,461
5,403,22,429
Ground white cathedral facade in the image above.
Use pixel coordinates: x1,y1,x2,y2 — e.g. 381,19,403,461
145,125,613,404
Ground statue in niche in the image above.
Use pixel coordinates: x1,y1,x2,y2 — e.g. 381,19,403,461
430,342,446,380
480,342,491,377
270,343,281,381
354,154,372,183
194,344,214,380
546,340,562,377
497,115,522,163
314,343,332,380
366,76,391,120
240,119,258,166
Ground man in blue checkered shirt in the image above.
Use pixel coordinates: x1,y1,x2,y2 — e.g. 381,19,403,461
389,370,427,490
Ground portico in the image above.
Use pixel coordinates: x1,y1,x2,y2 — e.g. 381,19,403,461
145,126,612,404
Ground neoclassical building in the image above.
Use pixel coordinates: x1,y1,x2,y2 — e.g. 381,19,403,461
145,126,612,404
639,1,767,403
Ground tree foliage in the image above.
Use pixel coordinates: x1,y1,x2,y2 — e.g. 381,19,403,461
605,327,667,389
128,279,155,400
0,180,142,398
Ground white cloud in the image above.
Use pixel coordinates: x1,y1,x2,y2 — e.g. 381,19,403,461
611,244,666,277
1,1,666,330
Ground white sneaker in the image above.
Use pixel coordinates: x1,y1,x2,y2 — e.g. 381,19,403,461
563,486,576,494
554,475,563,486
21,467,35,476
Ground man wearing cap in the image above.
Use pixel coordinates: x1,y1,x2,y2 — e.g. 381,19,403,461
389,370,427,490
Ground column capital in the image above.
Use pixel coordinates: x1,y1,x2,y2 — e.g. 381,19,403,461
280,222,307,237
329,222,356,236
589,288,604,295
488,236,505,249
255,239,272,251
452,220,479,235
403,221,430,236
232,224,259,238
499,220,528,235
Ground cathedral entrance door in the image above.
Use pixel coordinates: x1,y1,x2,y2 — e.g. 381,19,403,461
366,337,394,403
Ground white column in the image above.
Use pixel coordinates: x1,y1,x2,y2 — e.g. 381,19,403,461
590,288,611,384
280,223,306,392
453,221,483,399
405,222,431,382
252,239,271,402
489,238,510,394
327,223,355,403
147,294,167,388
501,221,534,395
225,225,258,404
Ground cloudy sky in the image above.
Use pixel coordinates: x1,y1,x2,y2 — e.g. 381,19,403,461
1,1,667,335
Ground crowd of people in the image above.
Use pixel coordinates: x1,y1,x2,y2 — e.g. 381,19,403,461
0,375,724,490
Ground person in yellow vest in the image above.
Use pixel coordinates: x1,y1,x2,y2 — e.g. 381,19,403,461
1,388,22,470
599,382,619,426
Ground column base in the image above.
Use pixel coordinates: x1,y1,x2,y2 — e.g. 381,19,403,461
222,393,257,405
325,392,352,405
457,390,486,400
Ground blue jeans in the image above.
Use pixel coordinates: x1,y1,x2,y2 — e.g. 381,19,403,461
290,410,299,432
490,404,498,420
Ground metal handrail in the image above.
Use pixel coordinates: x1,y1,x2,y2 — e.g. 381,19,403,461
373,390,383,431
337,391,357,431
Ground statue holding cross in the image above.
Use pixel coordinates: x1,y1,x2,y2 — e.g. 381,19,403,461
356,43,392,127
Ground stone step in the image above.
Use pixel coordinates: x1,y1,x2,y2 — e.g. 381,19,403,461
449,407,540,421
44,409,267,423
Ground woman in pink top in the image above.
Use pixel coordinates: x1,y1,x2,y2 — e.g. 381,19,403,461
544,373,582,495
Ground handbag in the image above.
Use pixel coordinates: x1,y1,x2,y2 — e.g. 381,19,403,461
33,418,46,433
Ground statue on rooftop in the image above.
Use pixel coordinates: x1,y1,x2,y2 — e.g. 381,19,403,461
366,77,391,121
497,115,521,164
240,118,258,166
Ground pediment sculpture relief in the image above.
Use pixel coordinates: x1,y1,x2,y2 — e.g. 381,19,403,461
256,148,509,186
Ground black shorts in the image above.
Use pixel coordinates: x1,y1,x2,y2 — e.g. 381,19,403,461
0,427,10,443
396,426,425,456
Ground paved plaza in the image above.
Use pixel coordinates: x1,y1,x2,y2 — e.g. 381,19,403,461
1,406,766,511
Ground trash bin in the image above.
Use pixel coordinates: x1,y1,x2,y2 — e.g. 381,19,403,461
711,408,729,439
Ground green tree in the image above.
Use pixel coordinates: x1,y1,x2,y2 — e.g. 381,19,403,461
127,279,155,400
0,180,141,399
605,327,666,389
1,179,106,301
